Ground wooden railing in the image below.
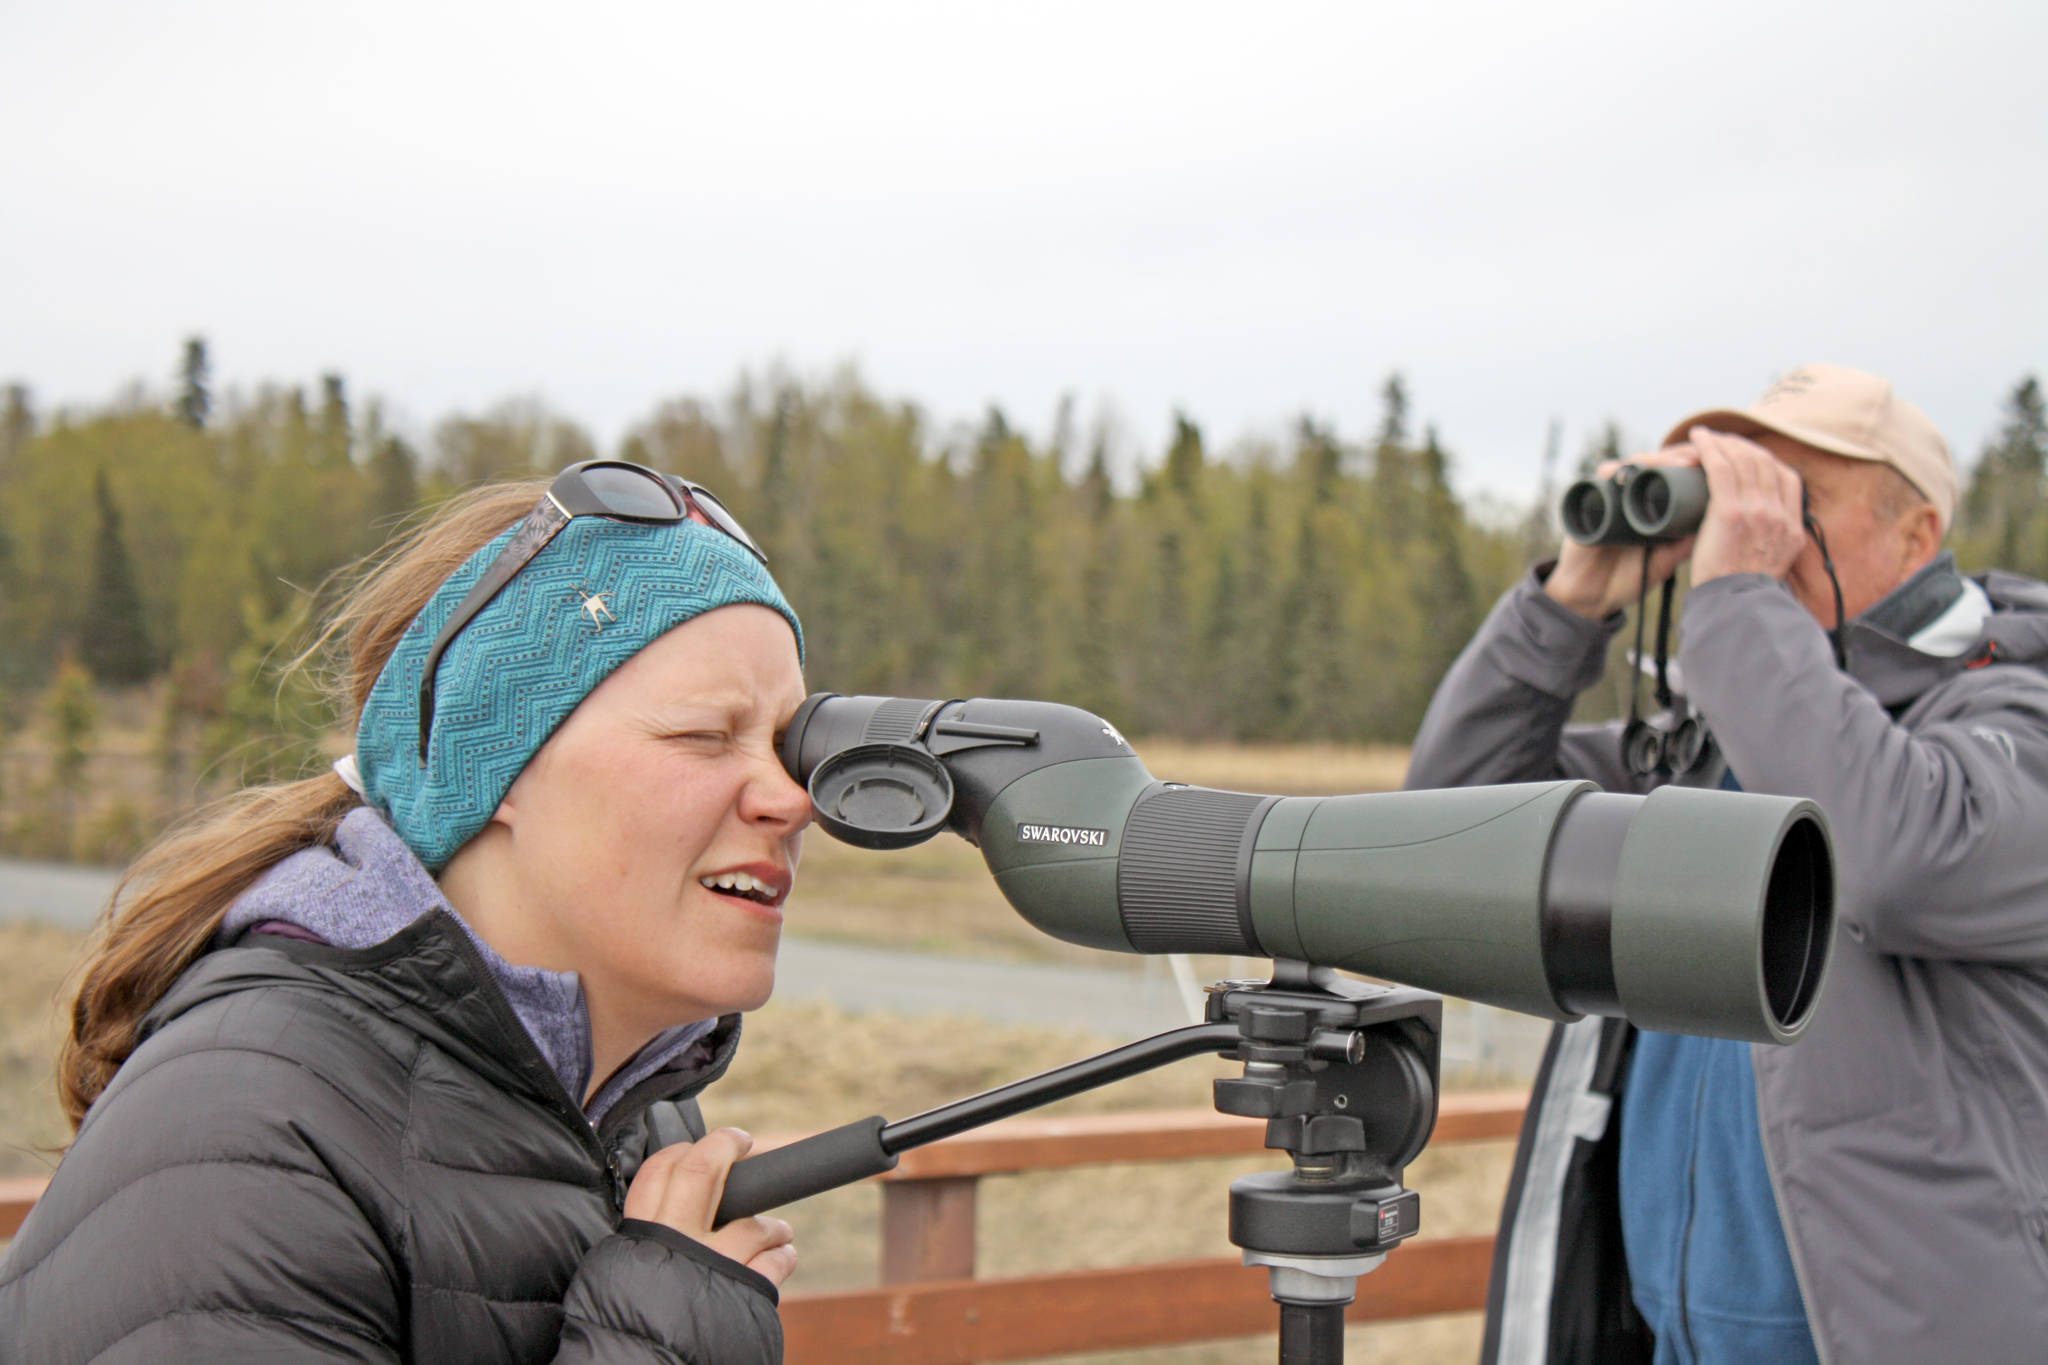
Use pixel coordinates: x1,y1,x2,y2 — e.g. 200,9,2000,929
0,1091,1527,1362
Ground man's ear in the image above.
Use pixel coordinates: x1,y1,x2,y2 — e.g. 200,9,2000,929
1901,502,1944,575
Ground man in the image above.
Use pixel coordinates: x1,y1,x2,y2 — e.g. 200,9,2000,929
1406,364,2048,1363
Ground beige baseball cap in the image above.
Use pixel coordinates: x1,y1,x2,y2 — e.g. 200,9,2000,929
1661,363,1957,531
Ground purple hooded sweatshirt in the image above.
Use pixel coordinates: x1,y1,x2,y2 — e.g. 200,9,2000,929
217,806,717,1123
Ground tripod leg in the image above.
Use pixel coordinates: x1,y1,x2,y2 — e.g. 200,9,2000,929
1278,1301,1346,1365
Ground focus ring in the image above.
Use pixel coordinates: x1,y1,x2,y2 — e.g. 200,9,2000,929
1118,787,1269,953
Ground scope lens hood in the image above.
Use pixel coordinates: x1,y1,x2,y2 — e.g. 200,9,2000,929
807,741,956,850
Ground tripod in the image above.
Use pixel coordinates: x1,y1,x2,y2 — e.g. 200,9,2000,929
716,960,1442,1365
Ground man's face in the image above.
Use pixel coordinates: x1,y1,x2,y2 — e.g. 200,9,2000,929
1753,433,1941,625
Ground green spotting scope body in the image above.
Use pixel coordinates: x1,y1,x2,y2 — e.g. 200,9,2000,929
781,693,1834,1046
1562,465,1709,546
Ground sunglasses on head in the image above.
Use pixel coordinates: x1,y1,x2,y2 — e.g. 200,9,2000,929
416,460,766,761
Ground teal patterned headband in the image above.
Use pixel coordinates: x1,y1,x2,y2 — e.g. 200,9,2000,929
353,513,802,871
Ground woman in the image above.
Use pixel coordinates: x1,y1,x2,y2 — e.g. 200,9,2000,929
2,461,811,1363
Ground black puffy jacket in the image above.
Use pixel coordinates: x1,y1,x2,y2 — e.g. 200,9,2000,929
0,911,782,1363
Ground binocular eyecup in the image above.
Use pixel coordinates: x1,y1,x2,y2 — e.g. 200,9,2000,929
1562,465,1708,546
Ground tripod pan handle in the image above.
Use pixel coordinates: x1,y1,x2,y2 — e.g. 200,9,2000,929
714,1115,898,1224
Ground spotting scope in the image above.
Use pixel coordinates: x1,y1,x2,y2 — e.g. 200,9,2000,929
782,693,1833,1044
1562,465,1708,546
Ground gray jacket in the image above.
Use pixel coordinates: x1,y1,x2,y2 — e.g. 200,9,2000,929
1407,559,2048,1365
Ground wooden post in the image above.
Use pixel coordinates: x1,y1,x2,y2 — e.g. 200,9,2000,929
881,1176,979,1284
0,1176,50,1238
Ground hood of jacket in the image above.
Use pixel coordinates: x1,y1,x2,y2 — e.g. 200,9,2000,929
188,806,730,1126
1841,552,2048,708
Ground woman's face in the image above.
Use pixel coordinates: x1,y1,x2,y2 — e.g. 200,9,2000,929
480,603,811,1046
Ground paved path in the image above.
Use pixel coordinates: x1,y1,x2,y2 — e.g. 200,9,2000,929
0,858,1546,1071
0,858,1202,1036
0,860,121,932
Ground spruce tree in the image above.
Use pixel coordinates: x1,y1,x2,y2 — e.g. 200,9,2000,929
1080,436,1114,522
80,468,156,684
0,508,18,692
1967,376,2048,574
1370,375,1418,553
45,655,99,856
963,407,1045,698
1376,374,1410,449
318,373,353,468
1071,440,1121,721
1138,414,1205,730
1048,394,1078,476
1274,419,1349,737
1225,476,1283,738
1164,412,1204,499
175,336,210,429
1404,426,1480,733
367,433,420,530
0,383,31,475
753,387,797,553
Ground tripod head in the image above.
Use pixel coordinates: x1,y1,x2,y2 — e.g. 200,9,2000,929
1208,963,1442,1360
712,959,1440,1365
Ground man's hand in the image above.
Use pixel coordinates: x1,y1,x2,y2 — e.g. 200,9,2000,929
1543,430,1809,618
1543,449,1696,619
622,1127,799,1287
1684,427,1806,586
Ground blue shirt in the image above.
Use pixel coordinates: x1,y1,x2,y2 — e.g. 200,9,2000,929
1619,1033,1819,1364
1616,773,1819,1364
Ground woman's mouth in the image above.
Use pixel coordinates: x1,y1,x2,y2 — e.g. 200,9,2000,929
698,869,786,908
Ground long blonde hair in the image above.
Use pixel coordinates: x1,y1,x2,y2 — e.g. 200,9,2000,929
58,480,545,1129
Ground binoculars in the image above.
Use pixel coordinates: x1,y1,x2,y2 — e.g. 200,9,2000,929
1561,465,1708,546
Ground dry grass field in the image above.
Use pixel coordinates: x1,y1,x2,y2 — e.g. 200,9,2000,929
0,920,80,1179
1,739,1515,1360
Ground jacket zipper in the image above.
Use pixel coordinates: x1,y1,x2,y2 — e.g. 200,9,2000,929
1676,1047,1706,1361
438,917,623,1212
1754,1047,1831,1365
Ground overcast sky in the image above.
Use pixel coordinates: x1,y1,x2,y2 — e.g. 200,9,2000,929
3,1,2043,507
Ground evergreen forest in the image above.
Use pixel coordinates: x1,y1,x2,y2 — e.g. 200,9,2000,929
0,339,2041,864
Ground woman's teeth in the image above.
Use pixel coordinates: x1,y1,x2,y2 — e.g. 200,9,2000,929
701,871,774,903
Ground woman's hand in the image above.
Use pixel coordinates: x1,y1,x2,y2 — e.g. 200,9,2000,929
1544,450,1697,619
622,1127,799,1287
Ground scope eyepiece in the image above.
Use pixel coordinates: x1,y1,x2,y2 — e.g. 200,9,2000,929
806,742,955,849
